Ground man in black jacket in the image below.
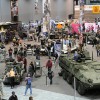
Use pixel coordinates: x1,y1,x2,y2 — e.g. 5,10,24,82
9,91,18,100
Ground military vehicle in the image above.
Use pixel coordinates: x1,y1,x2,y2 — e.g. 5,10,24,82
83,32,98,45
59,50,100,95
0,46,6,62
3,62,24,85
5,57,15,63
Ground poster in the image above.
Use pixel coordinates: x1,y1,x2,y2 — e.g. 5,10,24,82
85,23,96,32
11,0,18,22
92,6,100,14
43,0,50,14
90,0,100,3
54,43,61,56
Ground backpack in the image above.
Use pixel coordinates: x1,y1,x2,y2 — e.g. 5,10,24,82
48,71,54,78
27,78,31,85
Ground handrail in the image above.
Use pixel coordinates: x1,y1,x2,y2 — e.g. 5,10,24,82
41,66,48,85
41,66,47,76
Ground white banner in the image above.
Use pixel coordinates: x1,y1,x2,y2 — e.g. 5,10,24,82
85,23,97,32
42,0,50,13
75,5,98,11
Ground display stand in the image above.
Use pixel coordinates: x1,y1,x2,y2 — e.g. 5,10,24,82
34,59,41,78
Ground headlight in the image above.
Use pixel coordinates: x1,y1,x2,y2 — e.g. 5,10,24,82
88,79,93,83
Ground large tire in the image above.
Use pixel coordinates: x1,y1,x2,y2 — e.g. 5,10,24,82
66,73,72,84
77,81,85,95
63,71,66,80
16,81,20,85
72,77,74,88
3,82,8,85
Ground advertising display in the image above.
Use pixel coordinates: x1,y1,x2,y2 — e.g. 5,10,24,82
43,0,50,14
92,6,100,14
90,0,100,3
98,22,100,27
85,23,97,32
54,42,61,56
11,0,18,22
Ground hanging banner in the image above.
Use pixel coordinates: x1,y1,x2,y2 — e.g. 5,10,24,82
85,23,96,32
42,0,50,14
11,0,18,22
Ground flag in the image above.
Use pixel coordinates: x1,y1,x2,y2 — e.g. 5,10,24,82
71,23,80,35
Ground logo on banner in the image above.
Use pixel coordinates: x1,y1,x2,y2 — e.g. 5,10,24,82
56,24,63,29
92,6,100,14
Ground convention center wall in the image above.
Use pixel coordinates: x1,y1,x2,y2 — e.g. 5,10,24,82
0,0,74,23
0,0,11,22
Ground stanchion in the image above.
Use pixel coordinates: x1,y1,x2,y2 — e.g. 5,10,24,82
92,51,93,61
46,76,48,85
74,77,76,100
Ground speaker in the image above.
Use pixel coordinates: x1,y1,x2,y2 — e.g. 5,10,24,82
13,16,18,22
50,34,55,39
68,14,73,19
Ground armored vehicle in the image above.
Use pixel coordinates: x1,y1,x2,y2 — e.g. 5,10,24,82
3,62,24,85
59,50,100,95
5,57,15,63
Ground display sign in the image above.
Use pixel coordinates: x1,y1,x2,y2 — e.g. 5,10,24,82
90,0,100,3
75,5,100,11
85,23,97,32
54,42,61,56
92,6,100,14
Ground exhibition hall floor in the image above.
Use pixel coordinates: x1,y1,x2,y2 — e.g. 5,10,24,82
3,86,89,100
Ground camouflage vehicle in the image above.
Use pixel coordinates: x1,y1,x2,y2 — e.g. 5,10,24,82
3,62,24,85
59,50,100,95
5,57,15,63
83,32,98,44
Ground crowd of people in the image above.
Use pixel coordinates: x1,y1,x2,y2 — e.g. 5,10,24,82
0,19,100,100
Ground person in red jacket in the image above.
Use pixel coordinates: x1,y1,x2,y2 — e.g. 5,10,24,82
46,59,53,72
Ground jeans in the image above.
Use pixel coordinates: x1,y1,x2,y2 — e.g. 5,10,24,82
10,77,15,88
25,84,32,95
48,51,51,59
9,53,12,58
97,50,100,57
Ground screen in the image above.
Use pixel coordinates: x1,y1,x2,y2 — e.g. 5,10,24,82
90,0,100,3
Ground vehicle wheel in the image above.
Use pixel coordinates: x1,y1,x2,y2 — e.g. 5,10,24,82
3,82,7,85
63,71,66,80
77,81,85,95
16,82,20,85
20,76,22,81
66,73,72,84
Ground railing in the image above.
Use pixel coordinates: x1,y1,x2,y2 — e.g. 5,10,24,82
41,66,49,85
